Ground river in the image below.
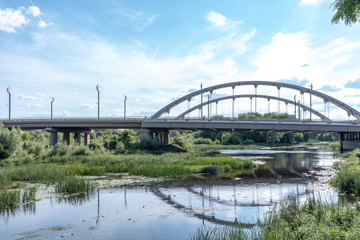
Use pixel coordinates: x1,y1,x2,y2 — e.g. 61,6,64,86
1,146,340,240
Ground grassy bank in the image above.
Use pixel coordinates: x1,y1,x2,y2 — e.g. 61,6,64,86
0,152,256,190
330,148,360,196
191,197,360,240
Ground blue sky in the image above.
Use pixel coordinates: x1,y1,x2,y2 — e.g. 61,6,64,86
1,0,360,119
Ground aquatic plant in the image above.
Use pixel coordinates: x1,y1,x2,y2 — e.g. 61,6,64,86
190,197,360,240
0,187,36,209
56,177,95,194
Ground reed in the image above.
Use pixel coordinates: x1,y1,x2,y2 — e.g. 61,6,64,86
190,197,360,240
56,177,95,194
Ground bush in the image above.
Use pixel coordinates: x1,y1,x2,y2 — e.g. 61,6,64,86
193,138,213,145
50,141,71,156
171,136,190,150
115,142,125,154
72,146,90,156
0,124,21,159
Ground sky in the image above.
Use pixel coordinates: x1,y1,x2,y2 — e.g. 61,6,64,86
1,0,360,120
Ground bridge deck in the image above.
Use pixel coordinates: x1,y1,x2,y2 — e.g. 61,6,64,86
1,118,360,133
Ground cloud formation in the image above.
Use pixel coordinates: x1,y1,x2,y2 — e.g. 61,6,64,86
0,8,29,33
0,6,52,33
206,11,227,27
28,6,41,17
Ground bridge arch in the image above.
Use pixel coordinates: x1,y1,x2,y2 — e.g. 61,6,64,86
175,94,331,122
150,81,360,120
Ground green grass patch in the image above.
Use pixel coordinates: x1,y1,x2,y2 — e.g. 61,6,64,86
56,177,95,194
190,197,360,240
0,187,36,209
330,148,360,197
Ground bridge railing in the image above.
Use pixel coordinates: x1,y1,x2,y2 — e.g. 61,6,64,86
0,116,147,122
153,117,360,124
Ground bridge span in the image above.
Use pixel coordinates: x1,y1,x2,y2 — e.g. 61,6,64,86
1,80,360,151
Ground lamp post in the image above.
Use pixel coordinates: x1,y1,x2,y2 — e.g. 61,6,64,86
96,84,100,120
207,94,210,119
294,95,297,119
7,87,11,120
124,95,127,119
50,97,54,121
310,83,313,122
200,82,203,119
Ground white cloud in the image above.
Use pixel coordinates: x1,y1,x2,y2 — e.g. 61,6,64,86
78,104,96,109
18,94,37,101
38,20,53,28
28,104,42,108
0,8,29,33
28,6,41,17
300,0,325,4
206,11,227,27
109,4,158,31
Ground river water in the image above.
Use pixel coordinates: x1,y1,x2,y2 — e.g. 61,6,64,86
1,147,340,240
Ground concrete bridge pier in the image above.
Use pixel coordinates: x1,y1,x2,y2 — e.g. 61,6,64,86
157,130,170,144
46,127,91,146
139,128,170,144
50,131,58,146
63,131,70,145
74,132,81,145
340,132,360,153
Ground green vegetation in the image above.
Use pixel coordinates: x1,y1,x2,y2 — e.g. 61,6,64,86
331,0,360,26
330,148,360,197
56,177,95,194
0,116,338,211
191,197,360,240
0,187,36,208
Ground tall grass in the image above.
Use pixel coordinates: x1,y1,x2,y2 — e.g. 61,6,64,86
190,197,360,240
56,177,95,194
0,152,256,189
0,187,36,208
331,148,360,197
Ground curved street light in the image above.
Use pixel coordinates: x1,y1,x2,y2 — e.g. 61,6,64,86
96,84,100,120
124,95,127,119
50,97,54,121
7,87,11,120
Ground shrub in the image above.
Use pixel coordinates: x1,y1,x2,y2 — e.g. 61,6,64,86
193,138,213,145
72,146,90,156
50,141,71,156
0,124,21,159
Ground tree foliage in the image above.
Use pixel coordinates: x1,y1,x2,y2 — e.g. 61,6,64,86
331,0,360,26
0,123,21,159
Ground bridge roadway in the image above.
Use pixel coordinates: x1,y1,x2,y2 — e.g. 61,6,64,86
2,117,360,151
2,117,360,133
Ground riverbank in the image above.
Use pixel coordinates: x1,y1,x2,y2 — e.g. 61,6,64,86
330,148,360,197
0,152,257,206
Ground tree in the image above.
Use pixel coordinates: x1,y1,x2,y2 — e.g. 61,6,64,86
331,0,360,26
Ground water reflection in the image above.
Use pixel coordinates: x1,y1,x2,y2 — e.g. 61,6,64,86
55,191,96,206
1,148,342,240
151,180,320,228
1,203,36,223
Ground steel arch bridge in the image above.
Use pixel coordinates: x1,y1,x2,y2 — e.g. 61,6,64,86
149,80,360,121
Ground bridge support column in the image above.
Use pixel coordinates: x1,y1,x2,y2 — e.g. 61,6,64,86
63,132,70,145
162,130,170,144
140,129,152,140
84,133,90,146
340,132,360,153
340,133,345,153
50,131,58,146
74,132,81,145
158,130,170,144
